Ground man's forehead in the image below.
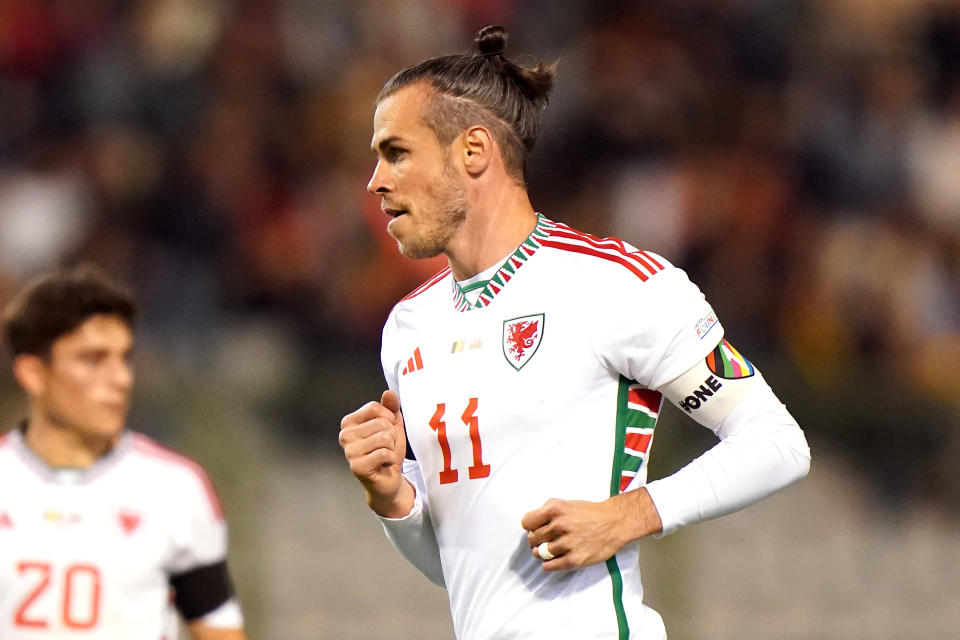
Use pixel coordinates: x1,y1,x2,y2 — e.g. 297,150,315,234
371,84,433,147
57,315,133,349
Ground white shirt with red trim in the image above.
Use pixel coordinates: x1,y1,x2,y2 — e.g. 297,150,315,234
0,429,231,639
380,216,726,639
379,215,809,639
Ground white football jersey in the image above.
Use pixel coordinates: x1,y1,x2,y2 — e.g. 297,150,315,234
0,428,230,639
382,216,724,639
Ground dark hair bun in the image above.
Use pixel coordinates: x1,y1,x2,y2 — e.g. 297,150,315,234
475,25,507,56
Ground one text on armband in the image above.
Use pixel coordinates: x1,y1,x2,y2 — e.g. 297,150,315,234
677,375,723,413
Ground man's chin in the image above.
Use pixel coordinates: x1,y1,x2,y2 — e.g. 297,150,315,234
89,414,127,440
397,242,444,259
391,231,445,259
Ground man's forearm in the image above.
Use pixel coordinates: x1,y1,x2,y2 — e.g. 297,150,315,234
609,486,664,544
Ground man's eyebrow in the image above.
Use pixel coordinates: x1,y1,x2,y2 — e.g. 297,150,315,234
371,136,404,153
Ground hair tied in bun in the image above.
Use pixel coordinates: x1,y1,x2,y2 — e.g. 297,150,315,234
476,25,507,57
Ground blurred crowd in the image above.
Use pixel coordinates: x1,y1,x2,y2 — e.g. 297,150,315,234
1,0,959,513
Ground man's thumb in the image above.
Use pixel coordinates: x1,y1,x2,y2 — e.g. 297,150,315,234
381,389,401,414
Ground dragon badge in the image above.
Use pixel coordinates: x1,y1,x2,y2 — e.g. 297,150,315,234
502,313,544,370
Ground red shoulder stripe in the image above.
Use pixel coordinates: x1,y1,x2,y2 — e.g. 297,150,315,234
547,226,664,279
552,223,628,249
401,267,451,302
550,225,664,272
130,434,224,520
540,239,650,281
639,250,664,270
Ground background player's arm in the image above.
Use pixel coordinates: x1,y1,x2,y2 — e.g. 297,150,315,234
172,564,245,635
166,460,247,636
188,622,248,640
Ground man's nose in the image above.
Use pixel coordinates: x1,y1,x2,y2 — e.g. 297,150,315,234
367,160,391,195
112,359,134,392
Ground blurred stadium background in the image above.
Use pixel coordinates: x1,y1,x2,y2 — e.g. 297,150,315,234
1,0,959,638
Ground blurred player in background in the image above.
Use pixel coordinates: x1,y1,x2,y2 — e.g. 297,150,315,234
339,25,810,639
0,265,247,639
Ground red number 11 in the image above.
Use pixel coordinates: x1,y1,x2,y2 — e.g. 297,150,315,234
428,398,491,485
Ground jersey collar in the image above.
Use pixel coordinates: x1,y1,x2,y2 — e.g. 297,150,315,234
451,214,556,312
8,424,130,484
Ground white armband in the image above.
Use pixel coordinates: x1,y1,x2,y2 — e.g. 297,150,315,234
659,341,758,431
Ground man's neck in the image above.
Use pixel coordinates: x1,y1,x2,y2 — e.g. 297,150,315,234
445,184,538,281
23,413,116,469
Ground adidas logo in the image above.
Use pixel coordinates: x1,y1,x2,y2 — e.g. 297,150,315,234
401,347,424,375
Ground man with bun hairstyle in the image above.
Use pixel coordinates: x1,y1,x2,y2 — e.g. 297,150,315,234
339,25,810,639
0,265,247,639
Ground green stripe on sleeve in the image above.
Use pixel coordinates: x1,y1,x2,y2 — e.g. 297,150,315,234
607,376,632,639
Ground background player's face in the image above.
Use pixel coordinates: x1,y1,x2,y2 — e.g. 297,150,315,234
368,83,468,258
33,314,134,442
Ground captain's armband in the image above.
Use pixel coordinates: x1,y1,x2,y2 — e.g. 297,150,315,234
660,339,761,429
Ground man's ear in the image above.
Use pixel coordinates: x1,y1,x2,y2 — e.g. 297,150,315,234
462,126,493,176
13,354,47,396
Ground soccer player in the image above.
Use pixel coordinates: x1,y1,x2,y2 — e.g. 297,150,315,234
339,25,810,639
0,265,247,639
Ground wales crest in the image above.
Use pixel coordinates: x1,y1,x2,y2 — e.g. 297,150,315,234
502,313,544,370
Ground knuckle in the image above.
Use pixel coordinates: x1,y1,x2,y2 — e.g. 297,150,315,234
342,442,360,462
364,400,386,415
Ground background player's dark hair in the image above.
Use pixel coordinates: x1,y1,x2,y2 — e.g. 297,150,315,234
378,25,556,183
2,264,137,358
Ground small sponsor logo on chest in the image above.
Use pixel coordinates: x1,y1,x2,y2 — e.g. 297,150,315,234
44,510,83,526
401,347,424,375
450,338,483,353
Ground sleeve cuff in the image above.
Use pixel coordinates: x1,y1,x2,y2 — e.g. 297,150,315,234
378,486,424,525
644,473,694,537
194,598,244,629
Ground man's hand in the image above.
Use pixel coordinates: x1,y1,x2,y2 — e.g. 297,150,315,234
339,390,414,518
187,622,247,640
520,488,663,571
